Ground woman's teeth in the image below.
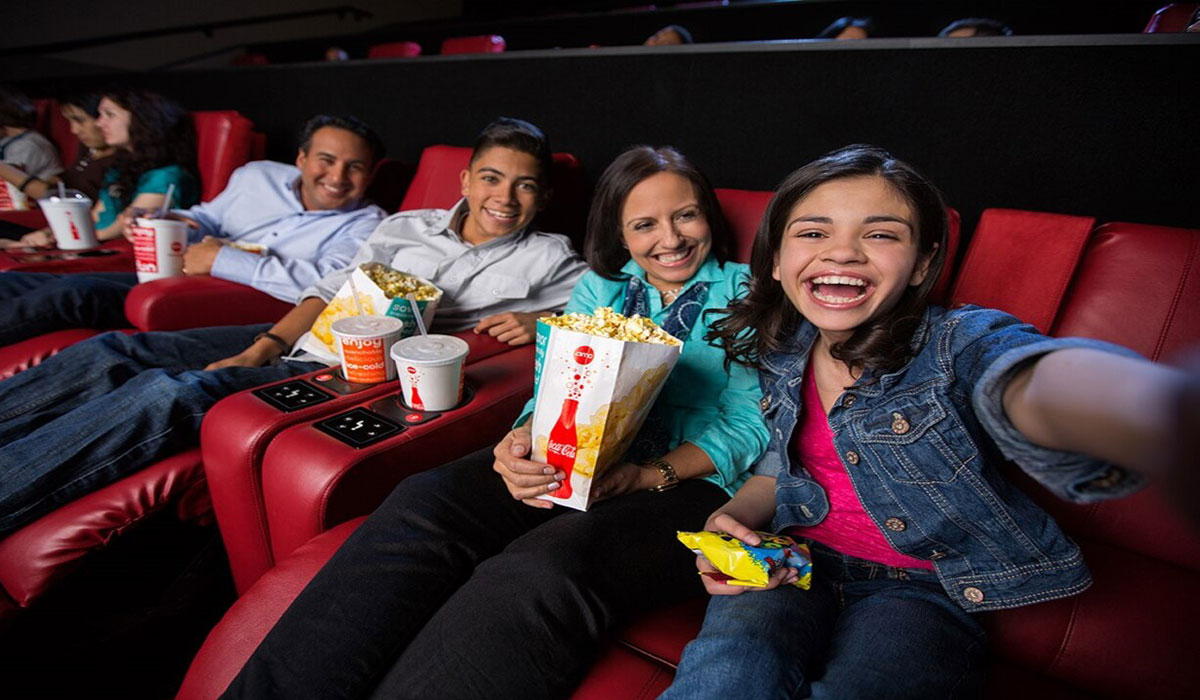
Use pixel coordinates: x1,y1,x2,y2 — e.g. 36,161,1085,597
656,249,691,264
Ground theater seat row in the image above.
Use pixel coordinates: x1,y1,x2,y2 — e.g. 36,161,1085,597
177,208,1200,699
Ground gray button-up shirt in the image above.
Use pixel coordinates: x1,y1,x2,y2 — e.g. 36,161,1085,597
302,200,587,332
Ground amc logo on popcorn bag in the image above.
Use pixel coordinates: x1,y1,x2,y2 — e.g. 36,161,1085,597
573,346,595,365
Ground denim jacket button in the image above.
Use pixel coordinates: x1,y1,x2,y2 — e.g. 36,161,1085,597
890,413,910,434
884,517,906,532
963,586,985,604
759,396,771,412
843,394,856,407
844,450,860,465
929,550,947,561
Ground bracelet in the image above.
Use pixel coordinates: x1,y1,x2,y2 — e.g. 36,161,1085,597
253,331,292,355
17,175,37,192
642,458,679,493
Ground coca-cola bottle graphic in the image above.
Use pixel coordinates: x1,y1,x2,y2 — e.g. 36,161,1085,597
546,398,579,498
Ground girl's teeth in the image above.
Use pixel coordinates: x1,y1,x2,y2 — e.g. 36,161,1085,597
812,287,867,303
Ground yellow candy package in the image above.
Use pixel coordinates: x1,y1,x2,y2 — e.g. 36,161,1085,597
678,530,813,589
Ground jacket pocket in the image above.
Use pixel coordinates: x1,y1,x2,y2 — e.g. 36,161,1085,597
850,388,978,484
474,270,530,300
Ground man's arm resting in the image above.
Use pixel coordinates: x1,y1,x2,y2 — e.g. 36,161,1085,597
205,297,328,370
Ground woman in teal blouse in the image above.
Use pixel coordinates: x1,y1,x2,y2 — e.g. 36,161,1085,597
224,146,769,700
21,88,198,246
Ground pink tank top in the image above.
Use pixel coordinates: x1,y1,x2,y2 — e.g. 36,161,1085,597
785,366,934,571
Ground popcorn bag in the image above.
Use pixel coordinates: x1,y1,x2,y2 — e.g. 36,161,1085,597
299,262,443,363
0,181,30,211
531,308,683,511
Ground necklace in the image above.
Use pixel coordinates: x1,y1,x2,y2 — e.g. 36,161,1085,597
660,286,685,303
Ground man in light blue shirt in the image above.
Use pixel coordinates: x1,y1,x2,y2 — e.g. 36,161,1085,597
0,114,385,346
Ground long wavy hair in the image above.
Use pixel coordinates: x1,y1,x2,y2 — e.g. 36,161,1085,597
708,145,948,373
584,145,732,280
100,88,197,209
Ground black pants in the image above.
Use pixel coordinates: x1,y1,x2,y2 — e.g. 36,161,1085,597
222,447,728,700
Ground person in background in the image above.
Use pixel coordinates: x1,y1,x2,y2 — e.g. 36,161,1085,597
938,17,1014,37
815,16,876,40
0,86,63,194
0,92,116,205
644,24,694,46
324,46,350,61
0,114,386,346
7,87,198,248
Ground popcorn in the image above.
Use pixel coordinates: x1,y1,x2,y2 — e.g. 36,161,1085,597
360,262,440,301
541,307,681,346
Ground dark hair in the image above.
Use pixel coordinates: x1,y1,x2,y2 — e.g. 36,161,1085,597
469,117,554,199
584,145,732,280
60,92,102,118
0,86,37,130
661,24,694,43
708,145,948,373
100,88,198,211
816,16,876,39
938,17,1013,37
299,114,386,166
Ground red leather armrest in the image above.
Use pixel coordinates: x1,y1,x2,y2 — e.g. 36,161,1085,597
260,346,535,563
125,276,294,331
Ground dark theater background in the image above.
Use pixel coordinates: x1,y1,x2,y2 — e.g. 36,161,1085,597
1,2,1197,698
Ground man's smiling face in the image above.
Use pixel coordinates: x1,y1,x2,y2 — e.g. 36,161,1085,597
295,126,373,211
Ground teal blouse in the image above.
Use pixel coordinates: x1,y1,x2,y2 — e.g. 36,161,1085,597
519,256,770,496
97,164,199,229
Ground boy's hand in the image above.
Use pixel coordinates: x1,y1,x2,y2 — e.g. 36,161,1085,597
473,311,540,345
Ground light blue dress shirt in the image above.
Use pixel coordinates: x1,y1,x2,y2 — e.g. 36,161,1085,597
176,161,385,303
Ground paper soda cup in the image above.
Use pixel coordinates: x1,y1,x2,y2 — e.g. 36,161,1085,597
1,181,30,211
132,217,188,282
389,334,470,411
331,315,405,384
39,190,98,249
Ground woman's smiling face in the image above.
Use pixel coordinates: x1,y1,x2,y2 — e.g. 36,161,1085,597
620,171,712,292
773,175,932,343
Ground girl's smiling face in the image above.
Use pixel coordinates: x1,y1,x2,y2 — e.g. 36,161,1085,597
773,175,933,344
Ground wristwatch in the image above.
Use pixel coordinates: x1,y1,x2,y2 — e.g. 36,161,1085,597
643,458,679,492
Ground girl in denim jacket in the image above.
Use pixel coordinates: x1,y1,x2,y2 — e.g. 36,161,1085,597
662,145,1190,699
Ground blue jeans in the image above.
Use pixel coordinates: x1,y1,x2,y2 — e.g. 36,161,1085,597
662,543,988,700
0,325,323,534
222,448,730,700
0,271,139,346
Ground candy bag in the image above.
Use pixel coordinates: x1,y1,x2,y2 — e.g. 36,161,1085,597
678,530,813,589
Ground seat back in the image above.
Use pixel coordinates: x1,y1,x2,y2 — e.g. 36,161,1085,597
950,208,1095,334
440,35,506,55
367,41,422,59
193,111,256,202
1144,3,1198,31
986,221,1200,699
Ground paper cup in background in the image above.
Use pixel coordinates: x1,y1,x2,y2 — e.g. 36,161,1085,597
39,190,98,249
132,217,188,282
390,334,470,411
331,315,405,384
1,181,30,211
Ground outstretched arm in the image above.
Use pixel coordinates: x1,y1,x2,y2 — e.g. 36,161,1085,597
205,297,328,370
1004,348,1187,481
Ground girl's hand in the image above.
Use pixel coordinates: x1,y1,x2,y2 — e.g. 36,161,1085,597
492,426,563,509
592,461,652,501
696,512,799,595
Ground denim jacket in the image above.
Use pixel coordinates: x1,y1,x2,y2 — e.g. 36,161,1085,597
754,305,1145,612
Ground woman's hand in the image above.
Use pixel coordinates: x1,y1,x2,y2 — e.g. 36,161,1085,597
697,512,798,595
492,425,564,508
592,461,653,501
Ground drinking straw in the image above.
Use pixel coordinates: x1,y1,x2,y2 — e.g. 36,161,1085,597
58,181,66,198
347,274,366,316
407,293,427,335
158,184,175,218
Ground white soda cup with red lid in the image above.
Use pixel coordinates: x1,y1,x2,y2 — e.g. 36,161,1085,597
331,315,404,384
390,334,470,411
132,217,188,282
39,190,98,249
